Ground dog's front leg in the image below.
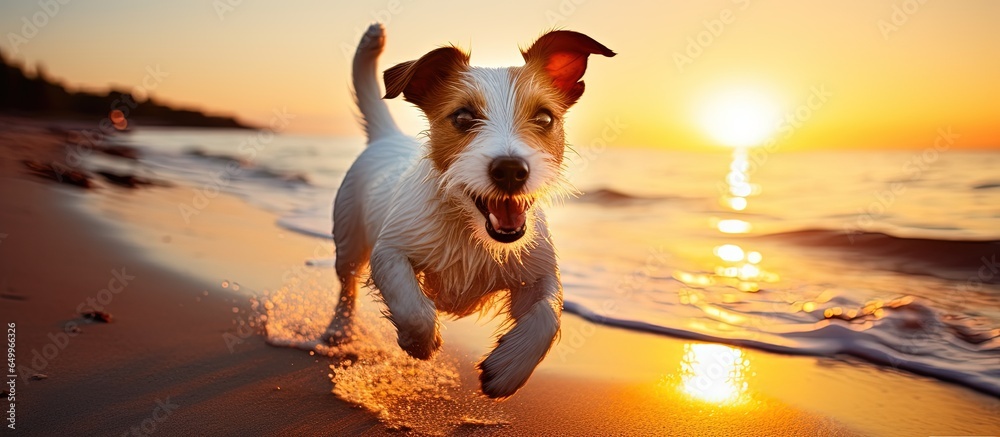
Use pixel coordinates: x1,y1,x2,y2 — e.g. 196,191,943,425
478,272,562,398
370,244,441,360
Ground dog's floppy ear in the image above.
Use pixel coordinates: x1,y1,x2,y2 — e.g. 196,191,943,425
522,30,615,106
384,46,470,110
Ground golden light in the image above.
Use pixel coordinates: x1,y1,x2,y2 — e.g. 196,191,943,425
729,182,753,197
675,272,713,287
738,264,760,280
725,197,747,211
716,219,752,234
698,88,780,148
714,244,745,262
722,147,754,213
679,343,750,405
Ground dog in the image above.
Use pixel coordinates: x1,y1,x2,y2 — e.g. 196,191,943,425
324,23,613,399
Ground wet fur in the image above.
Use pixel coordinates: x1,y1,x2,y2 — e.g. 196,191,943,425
326,23,613,398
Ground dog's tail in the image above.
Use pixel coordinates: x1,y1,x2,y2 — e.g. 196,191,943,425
353,23,401,143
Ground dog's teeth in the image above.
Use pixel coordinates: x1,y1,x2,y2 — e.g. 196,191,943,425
489,213,500,230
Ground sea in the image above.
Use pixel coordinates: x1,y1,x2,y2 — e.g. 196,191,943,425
90,128,1000,398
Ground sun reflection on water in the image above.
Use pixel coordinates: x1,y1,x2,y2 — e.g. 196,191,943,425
710,147,777,287
678,343,751,405
715,218,752,234
676,146,779,315
721,147,757,213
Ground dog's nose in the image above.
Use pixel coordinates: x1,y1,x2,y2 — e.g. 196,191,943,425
489,157,529,194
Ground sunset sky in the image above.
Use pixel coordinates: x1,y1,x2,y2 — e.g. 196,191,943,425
1,0,998,150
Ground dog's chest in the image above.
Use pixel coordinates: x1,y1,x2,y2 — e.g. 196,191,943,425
417,256,524,317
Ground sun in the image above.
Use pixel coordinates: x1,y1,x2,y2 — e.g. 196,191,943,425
698,88,781,148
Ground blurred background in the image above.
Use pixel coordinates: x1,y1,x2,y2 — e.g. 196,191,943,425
2,0,998,150
2,0,999,411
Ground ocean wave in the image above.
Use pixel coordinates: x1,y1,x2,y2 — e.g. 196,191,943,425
563,298,1000,397
574,187,699,204
182,147,312,186
973,182,1000,190
758,229,1000,283
184,147,248,166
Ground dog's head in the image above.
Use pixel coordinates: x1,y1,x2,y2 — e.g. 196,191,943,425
384,30,614,252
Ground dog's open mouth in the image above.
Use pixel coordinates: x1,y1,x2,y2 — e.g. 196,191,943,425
473,195,533,243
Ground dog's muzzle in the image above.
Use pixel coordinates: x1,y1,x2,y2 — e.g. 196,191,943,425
474,157,532,243
474,195,533,243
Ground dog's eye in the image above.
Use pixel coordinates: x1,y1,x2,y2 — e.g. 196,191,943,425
451,108,477,131
533,110,553,128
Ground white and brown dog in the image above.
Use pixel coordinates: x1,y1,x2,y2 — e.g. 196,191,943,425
325,23,613,398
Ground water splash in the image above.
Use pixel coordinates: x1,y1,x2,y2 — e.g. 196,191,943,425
249,267,509,434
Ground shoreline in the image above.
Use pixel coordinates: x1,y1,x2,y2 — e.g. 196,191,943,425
0,122,385,435
2,120,998,435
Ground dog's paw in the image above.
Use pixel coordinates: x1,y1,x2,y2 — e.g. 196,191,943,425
477,337,536,399
478,313,558,398
357,23,386,56
321,316,357,346
396,322,441,360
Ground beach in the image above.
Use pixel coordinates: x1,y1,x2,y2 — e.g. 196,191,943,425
2,119,999,436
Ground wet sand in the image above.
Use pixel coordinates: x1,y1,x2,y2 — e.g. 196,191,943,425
2,120,997,435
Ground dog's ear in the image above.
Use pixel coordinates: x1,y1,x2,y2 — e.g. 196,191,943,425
384,46,470,110
522,30,615,106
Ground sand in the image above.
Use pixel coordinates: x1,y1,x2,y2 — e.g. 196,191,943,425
1,119,997,436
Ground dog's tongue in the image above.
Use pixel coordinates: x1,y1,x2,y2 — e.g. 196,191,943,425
487,198,527,231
